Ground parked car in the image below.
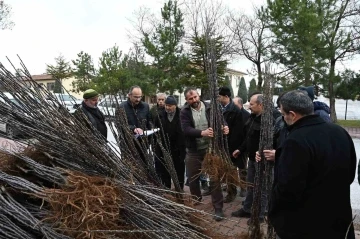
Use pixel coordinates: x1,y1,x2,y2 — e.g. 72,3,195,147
97,97,123,118
0,93,24,138
52,93,82,114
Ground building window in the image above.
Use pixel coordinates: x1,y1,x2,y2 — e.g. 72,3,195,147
236,76,241,86
47,82,55,91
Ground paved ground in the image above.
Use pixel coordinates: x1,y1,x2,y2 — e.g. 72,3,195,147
184,186,360,238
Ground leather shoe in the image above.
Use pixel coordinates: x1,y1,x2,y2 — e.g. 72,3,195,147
231,208,251,218
213,208,224,221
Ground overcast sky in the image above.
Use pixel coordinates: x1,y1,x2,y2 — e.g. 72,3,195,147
1,0,359,80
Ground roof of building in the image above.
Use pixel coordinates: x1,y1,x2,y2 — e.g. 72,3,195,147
225,67,247,75
31,74,54,80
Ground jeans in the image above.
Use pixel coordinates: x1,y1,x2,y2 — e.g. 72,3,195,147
185,149,223,209
243,160,267,218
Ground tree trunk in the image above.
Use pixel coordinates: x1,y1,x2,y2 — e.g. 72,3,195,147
200,87,211,101
328,60,337,123
256,63,263,91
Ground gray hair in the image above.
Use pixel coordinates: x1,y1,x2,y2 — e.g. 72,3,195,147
280,90,314,116
156,92,167,98
234,97,243,105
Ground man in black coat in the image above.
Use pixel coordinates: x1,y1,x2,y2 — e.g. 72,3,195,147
154,96,186,190
117,86,153,165
233,96,250,124
118,85,152,134
263,90,356,239
76,89,107,140
231,94,268,224
218,87,245,203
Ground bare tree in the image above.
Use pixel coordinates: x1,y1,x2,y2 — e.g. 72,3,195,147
0,1,15,30
321,0,360,122
226,7,273,90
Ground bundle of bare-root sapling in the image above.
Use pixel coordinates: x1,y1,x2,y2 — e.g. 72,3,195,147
247,65,275,239
201,34,238,193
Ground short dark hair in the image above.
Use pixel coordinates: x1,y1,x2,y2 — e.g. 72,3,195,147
250,94,263,104
280,90,314,116
128,85,141,94
184,87,198,99
248,91,262,102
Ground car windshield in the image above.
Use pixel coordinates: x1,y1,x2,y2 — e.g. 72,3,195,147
56,94,76,101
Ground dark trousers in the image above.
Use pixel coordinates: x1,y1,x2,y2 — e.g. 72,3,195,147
243,160,267,217
185,149,223,209
227,153,248,196
155,150,185,189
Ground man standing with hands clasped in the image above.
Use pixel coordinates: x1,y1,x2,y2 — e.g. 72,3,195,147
180,87,229,221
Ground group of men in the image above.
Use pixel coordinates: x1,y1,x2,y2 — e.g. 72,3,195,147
77,85,359,239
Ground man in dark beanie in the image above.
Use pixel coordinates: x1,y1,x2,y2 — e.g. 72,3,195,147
217,86,245,202
154,95,186,189
76,89,107,139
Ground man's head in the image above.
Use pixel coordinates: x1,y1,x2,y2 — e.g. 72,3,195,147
156,93,166,108
128,85,142,106
298,86,315,101
218,86,231,106
279,90,314,126
233,97,243,109
165,95,177,113
83,89,99,108
249,94,263,115
184,87,200,109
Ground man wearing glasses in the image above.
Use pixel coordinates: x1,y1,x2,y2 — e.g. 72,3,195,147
119,85,152,135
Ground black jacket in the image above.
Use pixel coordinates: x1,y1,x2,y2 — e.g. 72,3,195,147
240,107,250,124
78,101,107,139
239,113,261,161
118,99,152,132
180,101,210,151
269,115,356,239
154,108,185,158
222,100,244,155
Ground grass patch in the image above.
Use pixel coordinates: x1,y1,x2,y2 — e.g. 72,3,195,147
337,120,360,127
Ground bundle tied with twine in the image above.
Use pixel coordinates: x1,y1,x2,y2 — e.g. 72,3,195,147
0,57,224,239
201,32,239,188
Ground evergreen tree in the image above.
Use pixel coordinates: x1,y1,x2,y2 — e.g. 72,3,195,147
141,0,188,95
184,35,228,100
53,79,62,93
237,77,248,103
248,78,257,99
224,76,234,97
46,54,72,93
71,51,96,93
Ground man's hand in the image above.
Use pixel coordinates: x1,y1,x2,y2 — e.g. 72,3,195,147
232,149,240,158
255,150,276,162
134,128,144,135
223,125,229,135
201,127,213,137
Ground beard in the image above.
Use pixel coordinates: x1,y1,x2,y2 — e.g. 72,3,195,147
190,101,200,109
